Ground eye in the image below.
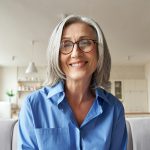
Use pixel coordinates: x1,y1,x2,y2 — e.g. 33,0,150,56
61,41,73,48
79,39,92,47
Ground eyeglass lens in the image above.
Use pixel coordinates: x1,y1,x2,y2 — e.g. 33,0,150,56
60,39,96,54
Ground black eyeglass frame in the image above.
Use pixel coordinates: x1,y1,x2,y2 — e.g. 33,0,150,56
60,39,98,55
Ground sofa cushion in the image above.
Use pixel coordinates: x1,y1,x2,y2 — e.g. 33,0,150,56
127,117,150,150
126,120,133,150
12,121,18,150
0,119,17,150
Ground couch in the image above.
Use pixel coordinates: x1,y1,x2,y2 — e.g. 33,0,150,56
0,119,17,150
126,117,150,150
0,117,150,150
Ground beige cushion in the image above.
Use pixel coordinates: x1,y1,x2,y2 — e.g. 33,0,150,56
126,120,133,150
127,117,150,150
0,119,17,150
12,121,18,150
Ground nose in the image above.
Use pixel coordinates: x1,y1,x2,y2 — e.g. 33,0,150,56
71,43,82,58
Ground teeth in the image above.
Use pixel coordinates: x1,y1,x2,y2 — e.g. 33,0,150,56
71,63,80,67
71,62,85,67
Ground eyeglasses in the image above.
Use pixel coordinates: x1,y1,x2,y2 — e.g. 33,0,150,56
60,39,98,54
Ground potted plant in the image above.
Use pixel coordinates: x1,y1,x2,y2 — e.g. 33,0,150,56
6,89,15,102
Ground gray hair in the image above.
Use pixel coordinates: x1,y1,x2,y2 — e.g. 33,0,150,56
44,15,111,89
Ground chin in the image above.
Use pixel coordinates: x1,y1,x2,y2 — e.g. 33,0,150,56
66,73,91,82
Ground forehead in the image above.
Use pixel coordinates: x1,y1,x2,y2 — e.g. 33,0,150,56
62,22,97,38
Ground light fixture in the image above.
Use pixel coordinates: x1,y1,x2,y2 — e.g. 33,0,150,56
25,62,38,73
25,40,38,74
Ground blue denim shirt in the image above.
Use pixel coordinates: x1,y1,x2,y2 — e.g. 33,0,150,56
18,81,127,150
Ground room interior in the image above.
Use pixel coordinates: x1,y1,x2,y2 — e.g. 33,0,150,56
1,1,150,150
0,0,150,119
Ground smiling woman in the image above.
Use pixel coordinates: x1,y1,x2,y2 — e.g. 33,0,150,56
60,22,98,83
18,15,127,150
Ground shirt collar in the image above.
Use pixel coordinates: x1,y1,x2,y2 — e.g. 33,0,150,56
46,81,65,105
95,87,111,105
46,81,111,105
47,80,64,98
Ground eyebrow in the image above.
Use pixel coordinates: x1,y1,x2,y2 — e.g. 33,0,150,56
61,36,95,41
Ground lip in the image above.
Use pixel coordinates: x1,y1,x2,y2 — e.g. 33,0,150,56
69,61,88,67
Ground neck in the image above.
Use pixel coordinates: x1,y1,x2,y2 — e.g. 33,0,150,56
65,79,93,104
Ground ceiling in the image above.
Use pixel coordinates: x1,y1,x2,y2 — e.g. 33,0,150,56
0,0,150,67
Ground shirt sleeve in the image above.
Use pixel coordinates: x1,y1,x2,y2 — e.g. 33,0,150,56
110,103,128,150
18,96,39,150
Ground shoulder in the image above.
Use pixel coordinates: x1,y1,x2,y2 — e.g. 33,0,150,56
96,88,125,124
96,87,124,113
22,86,49,107
23,81,64,106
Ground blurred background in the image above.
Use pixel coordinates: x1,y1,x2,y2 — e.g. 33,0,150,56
0,0,150,118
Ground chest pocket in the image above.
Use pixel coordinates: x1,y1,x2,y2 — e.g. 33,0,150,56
35,127,70,150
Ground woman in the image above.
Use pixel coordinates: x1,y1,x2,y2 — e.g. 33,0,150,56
18,15,127,150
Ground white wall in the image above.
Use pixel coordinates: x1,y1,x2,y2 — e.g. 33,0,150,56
0,67,17,102
110,65,145,79
110,65,148,113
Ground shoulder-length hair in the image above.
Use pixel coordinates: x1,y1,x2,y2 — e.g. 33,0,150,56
44,15,111,89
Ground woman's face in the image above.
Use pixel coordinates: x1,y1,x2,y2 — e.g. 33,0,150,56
60,22,98,82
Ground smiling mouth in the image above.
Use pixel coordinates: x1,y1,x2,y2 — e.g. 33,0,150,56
69,61,88,67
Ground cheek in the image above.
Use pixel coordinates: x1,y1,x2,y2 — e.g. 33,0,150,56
92,58,98,70
91,52,98,72
59,54,67,72
90,50,98,65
